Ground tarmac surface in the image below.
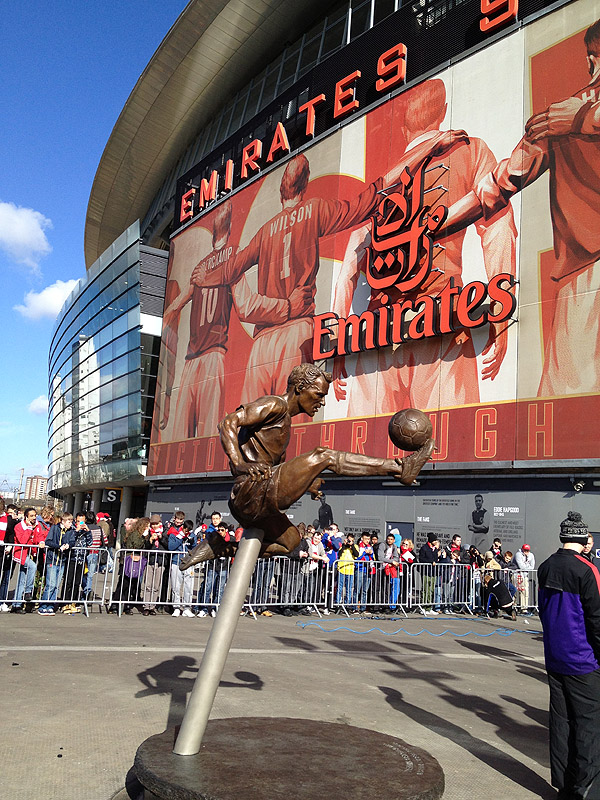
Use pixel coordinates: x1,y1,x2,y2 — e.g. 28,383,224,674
0,608,554,800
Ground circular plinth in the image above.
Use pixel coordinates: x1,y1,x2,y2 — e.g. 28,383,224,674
135,718,444,799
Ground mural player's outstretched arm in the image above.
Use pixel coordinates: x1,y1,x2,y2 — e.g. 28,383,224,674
526,96,600,141
442,136,549,238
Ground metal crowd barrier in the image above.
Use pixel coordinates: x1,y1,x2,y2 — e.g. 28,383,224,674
0,540,539,618
246,555,329,617
331,559,410,616
497,567,538,613
107,551,329,618
0,541,112,616
411,562,475,615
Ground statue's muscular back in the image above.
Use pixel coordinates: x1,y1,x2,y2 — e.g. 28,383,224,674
236,396,291,468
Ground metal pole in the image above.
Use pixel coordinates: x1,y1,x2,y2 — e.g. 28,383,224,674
173,527,264,755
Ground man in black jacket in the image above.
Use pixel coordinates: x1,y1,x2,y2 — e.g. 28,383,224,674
538,511,600,800
418,533,440,612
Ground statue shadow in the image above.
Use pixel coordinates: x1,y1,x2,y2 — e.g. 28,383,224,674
274,636,320,651
135,656,263,730
456,639,549,683
379,686,554,798
377,653,550,769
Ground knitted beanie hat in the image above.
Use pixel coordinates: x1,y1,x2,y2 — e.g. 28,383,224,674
559,511,589,545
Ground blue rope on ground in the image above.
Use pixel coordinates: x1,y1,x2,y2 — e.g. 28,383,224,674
296,621,541,637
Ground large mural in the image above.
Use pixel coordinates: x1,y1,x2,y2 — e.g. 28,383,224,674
148,0,600,478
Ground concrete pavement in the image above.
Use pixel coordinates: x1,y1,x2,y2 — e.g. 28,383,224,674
0,609,553,799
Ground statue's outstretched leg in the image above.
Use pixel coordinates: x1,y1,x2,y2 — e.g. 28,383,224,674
179,532,237,571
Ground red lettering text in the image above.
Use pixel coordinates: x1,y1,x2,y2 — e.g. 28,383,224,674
376,43,407,92
334,71,361,119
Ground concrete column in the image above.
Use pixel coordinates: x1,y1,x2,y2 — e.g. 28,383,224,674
116,486,133,546
64,494,75,514
73,491,85,516
91,489,102,513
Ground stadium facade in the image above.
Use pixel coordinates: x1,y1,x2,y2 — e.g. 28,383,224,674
50,0,600,555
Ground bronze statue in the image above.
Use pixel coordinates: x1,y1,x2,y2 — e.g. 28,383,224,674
180,363,433,571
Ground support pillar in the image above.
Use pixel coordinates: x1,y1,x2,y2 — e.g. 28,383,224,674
73,491,85,516
64,494,75,514
116,486,133,544
91,488,102,513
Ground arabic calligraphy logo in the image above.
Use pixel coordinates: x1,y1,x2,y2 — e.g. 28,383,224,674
367,157,447,294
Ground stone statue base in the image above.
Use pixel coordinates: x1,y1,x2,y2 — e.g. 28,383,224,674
135,718,444,799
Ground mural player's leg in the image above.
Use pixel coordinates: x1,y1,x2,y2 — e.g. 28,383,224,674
539,267,600,396
240,319,312,404
171,359,199,441
194,351,225,438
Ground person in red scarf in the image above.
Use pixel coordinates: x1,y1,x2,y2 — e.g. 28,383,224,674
12,507,46,612
142,515,169,616
399,539,416,608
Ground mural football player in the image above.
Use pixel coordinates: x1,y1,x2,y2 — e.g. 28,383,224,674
332,78,517,415
444,18,600,396
192,132,467,404
161,200,300,439
180,363,434,569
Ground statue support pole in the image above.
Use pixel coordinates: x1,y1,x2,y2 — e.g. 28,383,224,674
173,527,264,756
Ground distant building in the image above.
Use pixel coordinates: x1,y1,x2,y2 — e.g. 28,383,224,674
25,476,48,500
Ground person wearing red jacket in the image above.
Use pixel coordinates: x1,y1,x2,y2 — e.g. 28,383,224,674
12,507,46,613
0,500,15,611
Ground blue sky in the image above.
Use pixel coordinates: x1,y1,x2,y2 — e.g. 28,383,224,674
0,1,188,493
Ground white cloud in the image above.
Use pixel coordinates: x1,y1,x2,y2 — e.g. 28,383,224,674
0,201,52,272
14,278,79,321
28,395,49,415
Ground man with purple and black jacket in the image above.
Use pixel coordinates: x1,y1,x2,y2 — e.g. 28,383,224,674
538,511,600,800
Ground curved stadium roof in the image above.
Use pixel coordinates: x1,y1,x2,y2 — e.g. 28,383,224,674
85,0,325,268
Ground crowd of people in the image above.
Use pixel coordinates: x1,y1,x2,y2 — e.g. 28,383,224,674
3,499,596,619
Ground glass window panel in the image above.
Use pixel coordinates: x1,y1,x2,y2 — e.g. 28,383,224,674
298,36,321,75
321,18,347,57
100,422,112,442
128,350,139,374
128,308,139,330
113,333,128,359
128,328,140,351
129,372,141,394
113,314,127,339
100,402,113,424
100,381,112,405
113,396,128,419
113,375,129,399
243,77,265,124
129,392,142,415
100,362,114,382
351,2,371,39
112,354,128,378
113,417,128,439
98,324,112,348
374,0,395,24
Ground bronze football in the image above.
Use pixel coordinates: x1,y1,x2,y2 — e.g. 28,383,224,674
388,408,433,451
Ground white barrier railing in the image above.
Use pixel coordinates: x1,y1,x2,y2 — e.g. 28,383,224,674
331,559,410,616
411,562,475,615
0,540,538,617
0,542,112,615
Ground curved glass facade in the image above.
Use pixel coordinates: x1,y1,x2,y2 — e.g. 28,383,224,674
48,222,156,493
